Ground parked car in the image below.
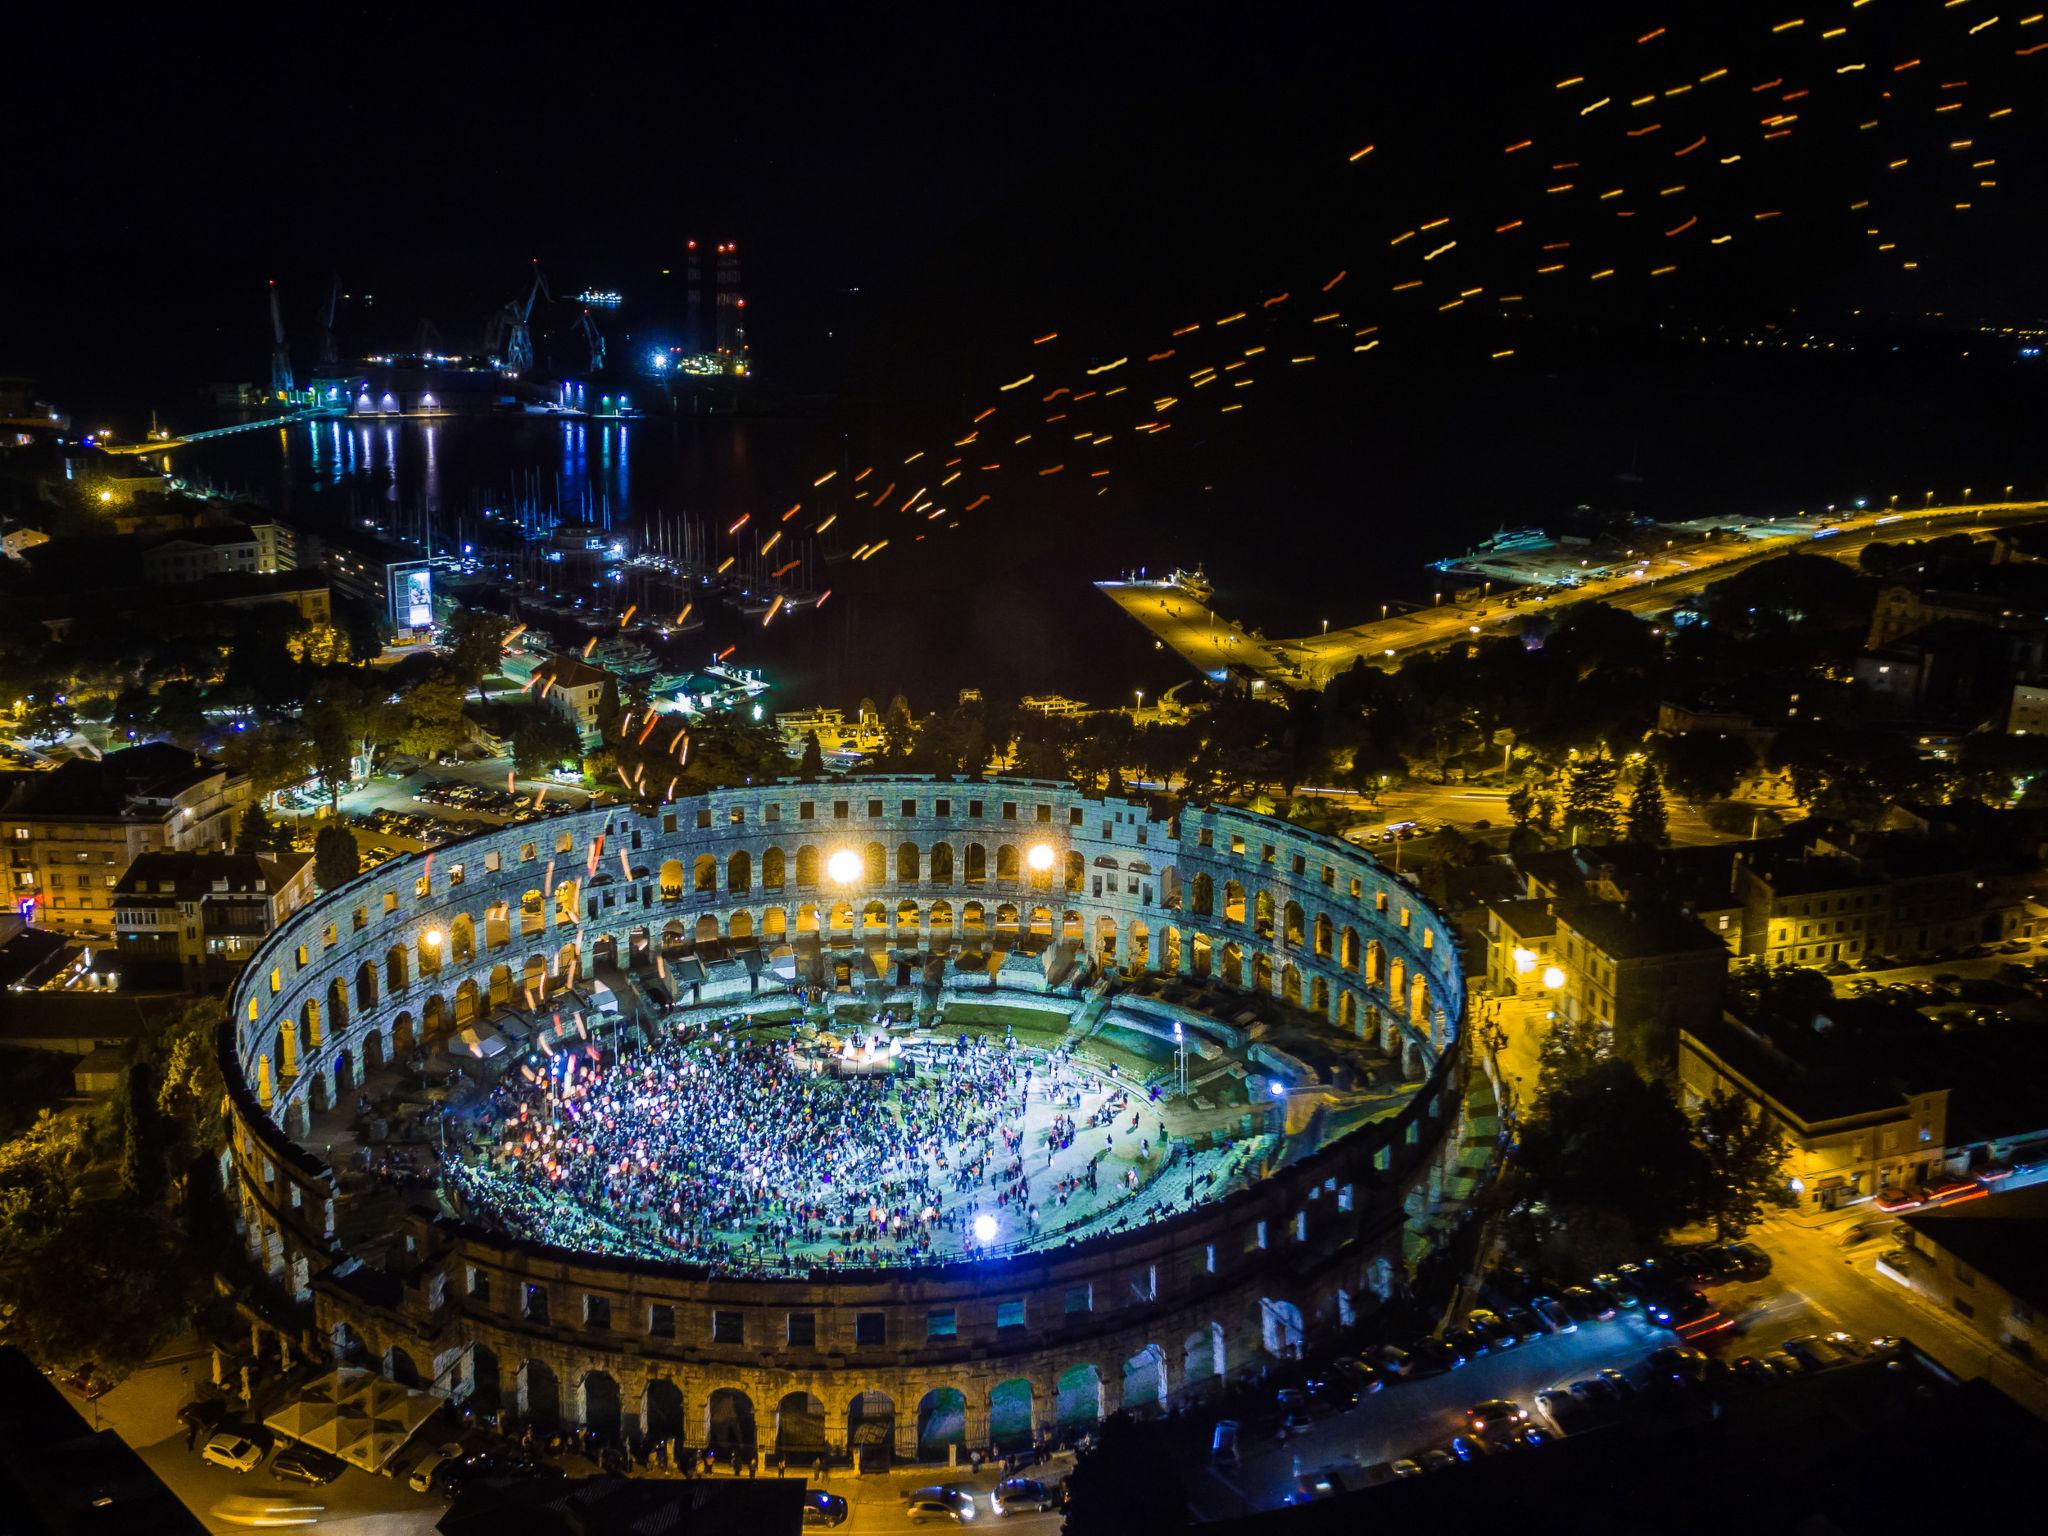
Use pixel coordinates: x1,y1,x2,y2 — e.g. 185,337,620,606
1717,1242,1772,1279
177,1399,231,1437
1531,1296,1576,1333
802,1491,851,1527
1589,1273,1640,1311
1416,1449,1456,1474
1561,1285,1612,1323
1465,1399,1529,1436
1332,1356,1385,1394
272,1445,347,1487
1467,1311,1517,1352
1409,1336,1464,1371
1444,1323,1489,1360
408,1443,467,1494
1783,1334,1856,1371
905,1492,977,1525
991,1479,1057,1515
201,1433,267,1474
1500,1306,1543,1344
1648,1346,1710,1383
1210,1421,1241,1464
1372,1344,1415,1378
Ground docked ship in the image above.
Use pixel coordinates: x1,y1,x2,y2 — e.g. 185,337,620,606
1097,563,1215,604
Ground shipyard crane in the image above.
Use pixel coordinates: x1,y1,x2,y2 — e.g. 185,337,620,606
573,309,605,373
500,261,549,375
318,273,341,365
267,279,295,401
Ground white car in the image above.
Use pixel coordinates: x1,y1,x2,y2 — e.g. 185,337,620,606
201,1433,266,1473
408,1442,467,1493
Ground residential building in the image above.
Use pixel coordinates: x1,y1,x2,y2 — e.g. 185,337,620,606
2010,682,2048,735
1678,1013,1949,1211
112,850,315,989
1893,1184,2048,1363
0,744,253,934
534,654,617,743
0,519,48,562
1551,901,1728,1067
140,520,297,583
1732,849,1890,967
29,570,332,639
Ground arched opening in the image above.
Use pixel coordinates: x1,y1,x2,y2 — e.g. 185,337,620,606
1183,1323,1227,1399
776,1392,828,1459
897,842,920,883
729,909,755,942
1192,932,1213,978
1254,890,1275,940
351,964,374,1014
1095,915,1118,961
1121,1345,1169,1418
795,904,819,935
643,1379,684,1442
485,902,511,949
995,901,1020,934
694,854,718,893
862,900,888,933
1221,941,1243,987
846,1391,895,1464
1163,926,1182,972
706,1387,757,1453
762,905,789,938
897,898,921,931
1061,910,1083,943
1284,901,1304,947
659,859,685,900
929,844,954,885
1368,941,1386,987
1388,955,1406,1002
385,946,409,995
1338,989,1357,1030
519,1360,561,1429
988,1379,1034,1453
1281,962,1303,1006
996,844,1020,883
1191,872,1213,916
864,842,887,887
1260,1297,1306,1359
727,851,752,894
928,900,953,933
450,914,476,964
1055,1363,1103,1432
522,954,548,1000
393,1011,417,1054
829,901,854,935
1313,914,1332,958
554,879,580,928
454,979,480,1026
580,1371,621,1439
520,889,545,936
1410,973,1430,1027
762,847,786,890
467,1345,501,1414
1028,905,1054,938
796,846,820,888
695,914,721,944
363,1030,386,1073
915,1387,968,1462
962,901,985,935
1128,920,1151,968
1341,927,1360,971
962,843,988,885
385,1346,420,1387
1254,953,1274,993
1223,881,1245,923
1064,851,1085,894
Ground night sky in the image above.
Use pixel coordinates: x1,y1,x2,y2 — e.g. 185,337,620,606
13,4,2044,409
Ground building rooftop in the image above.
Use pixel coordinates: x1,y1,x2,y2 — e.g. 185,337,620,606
114,849,311,900
1555,900,1727,961
0,743,228,820
537,653,616,692
1901,1182,2048,1320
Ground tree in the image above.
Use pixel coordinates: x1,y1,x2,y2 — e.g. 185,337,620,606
442,608,514,703
511,709,582,778
391,671,470,760
118,1061,163,1203
1062,1413,1188,1536
1692,1090,1792,1240
235,802,277,856
1512,1058,1711,1253
1623,763,1669,846
1647,731,1755,803
313,823,360,891
1561,746,1620,844
797,730,825,780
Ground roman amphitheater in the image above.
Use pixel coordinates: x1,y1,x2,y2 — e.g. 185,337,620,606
222,777,1473,1461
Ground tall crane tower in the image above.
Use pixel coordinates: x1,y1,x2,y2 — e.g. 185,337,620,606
501,262,549,375
318,273,341,366
573,310,605,373
267,280,295,401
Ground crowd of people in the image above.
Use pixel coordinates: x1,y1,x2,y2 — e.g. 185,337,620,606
439,1018,1185,1273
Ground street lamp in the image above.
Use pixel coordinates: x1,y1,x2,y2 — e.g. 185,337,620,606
1541,964,1567,990
826,849,861,884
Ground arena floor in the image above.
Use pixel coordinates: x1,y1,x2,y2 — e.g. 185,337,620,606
436,1019,1272,1273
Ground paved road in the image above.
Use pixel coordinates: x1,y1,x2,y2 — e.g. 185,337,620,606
1187,1313,1676,1519
1108,498,2048,685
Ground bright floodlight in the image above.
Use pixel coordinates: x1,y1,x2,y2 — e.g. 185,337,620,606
1542,965,1567,989
1268,1080,1287,1098
424,929,444,947
973,1213,998,1243
1511,947,1537,975
827,848,862,885
1026,842,1056,872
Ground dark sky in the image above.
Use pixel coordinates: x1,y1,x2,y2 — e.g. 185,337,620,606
9,4,2045,405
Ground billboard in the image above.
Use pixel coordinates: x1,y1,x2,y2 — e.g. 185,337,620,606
389,559,436,633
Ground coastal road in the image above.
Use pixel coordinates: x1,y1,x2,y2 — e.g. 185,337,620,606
1105,497,2048,686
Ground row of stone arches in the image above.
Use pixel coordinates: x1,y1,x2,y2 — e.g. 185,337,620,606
655,842,1088,900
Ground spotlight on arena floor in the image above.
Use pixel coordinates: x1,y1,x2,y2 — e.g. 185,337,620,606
974,1213,998,1243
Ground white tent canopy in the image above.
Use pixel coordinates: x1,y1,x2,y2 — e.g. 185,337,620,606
263,1367,442,1474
